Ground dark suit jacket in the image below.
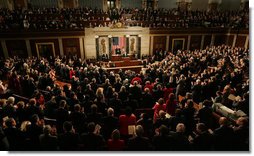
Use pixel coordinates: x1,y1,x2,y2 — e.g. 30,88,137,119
171,132,190,151
101,116,118,140
39,134,58,150
152,135,174,150
80,132,105,150
192,131,214,151
58,132,80,151
127,136,152,151
213,125,235,151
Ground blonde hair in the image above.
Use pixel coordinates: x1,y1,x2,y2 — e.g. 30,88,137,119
20,121,31,132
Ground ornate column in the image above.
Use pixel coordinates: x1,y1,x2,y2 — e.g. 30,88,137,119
137,35,142,59
200,35,205,49
25,39,32,57
240,0,249,10
208,0,222,12
58,0,64,9
7,0,14,10
108,35,112,60
126,35,130,54
102,0,108,12
1,40,9,58
58,38,64,56
154,0,158,10
95,35,100,60
115,0,121,9
79,37,84,60
142,0,147,9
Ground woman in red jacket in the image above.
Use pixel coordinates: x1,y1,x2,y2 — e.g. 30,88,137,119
152,98,166,123
107,129,125,151
119,107,136,140
166,93,178,116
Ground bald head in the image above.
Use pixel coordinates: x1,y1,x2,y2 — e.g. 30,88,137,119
135,125,144,137
219,117,228,126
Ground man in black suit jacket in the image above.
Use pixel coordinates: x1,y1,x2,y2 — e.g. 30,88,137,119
171,123,190,151
39,125,58,150
3,118,23,150
152,125,174,151
233,117,249,151
56,100,69,134
101,108,118,140
127,125,152,151
192,123,214,151
80,122,106,150
213,117,235,151
58,121,80,151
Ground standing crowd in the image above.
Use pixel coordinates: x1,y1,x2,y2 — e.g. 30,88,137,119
0,45,249,151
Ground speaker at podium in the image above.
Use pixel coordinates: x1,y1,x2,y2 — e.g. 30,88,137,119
115,48,121,55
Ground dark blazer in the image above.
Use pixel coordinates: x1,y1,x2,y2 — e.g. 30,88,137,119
56,108,69,133
80,132,106,150
192,131,214,151
4,127,23,150
152,135,174,150
58,132,80,151
127,136,152,151
101,116,118,140
171,132,190,151
213,125,235,151
39,134,58,150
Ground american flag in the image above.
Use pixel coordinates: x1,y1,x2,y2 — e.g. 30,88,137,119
112,37,126,54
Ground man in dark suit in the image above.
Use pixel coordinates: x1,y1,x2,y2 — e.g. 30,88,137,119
56,100,69,134
192,123,214,151
115,48,121,55
80,122,106,150
213,117,235,151
197,100,213,128
58,121,80,151
101,108,118,140
39,125,58,150
172,123,190,151
152,125,174,151
127,125,152,151
233,117,249,151
3,118,23,150
26,114,44,150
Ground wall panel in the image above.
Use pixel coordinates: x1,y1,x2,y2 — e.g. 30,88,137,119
158,0,177,9
30,0,58,7
235,35,246,48
121,0,142,8
30,39,60,57
62,38,81,57
5,40,27,58
214,35,227,46
153,36,166,53
79,0,103,9
227,35,234,46
168,35,188,52
190,35,202,50
203,35,212,48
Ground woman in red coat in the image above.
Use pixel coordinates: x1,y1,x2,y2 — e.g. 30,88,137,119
152,98,166,123
119,107,136,139
107,129,125,151
166,93,178,116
